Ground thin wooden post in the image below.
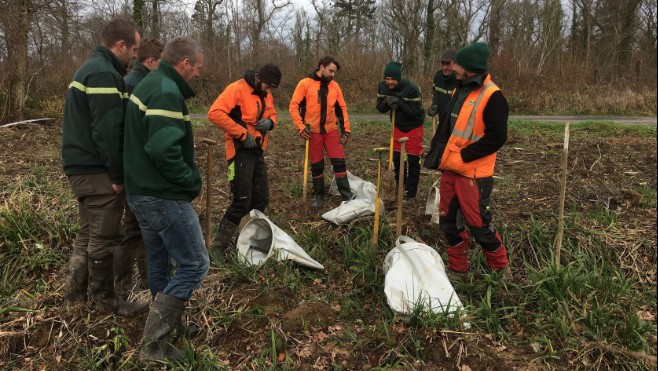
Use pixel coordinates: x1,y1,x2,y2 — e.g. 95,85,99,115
556,122,570,267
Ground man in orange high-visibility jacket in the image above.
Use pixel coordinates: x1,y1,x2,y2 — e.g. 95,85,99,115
428,42,511,277
289,55,352,209
207,63,281,263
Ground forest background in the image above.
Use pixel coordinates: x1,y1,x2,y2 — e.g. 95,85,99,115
0,0,656,123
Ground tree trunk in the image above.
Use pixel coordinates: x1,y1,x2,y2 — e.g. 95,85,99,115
14,0,31,121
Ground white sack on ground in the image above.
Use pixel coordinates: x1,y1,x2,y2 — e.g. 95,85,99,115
383,236,465,318
237,210,324,270
425,178,440,225
323,171,384,225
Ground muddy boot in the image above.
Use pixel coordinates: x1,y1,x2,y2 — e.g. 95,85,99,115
209,218,239,263
311,177,325,209
88,255,149,316
114,246,136,299
336,175,353,201
135,245,148,289
64,249,88,309
139,293,186,362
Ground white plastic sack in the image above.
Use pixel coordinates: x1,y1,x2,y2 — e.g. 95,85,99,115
237,210,324,270
383,236,465,317
323,171,384,225
425,178,440,224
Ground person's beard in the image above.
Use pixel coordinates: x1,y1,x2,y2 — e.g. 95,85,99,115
320,75,333,83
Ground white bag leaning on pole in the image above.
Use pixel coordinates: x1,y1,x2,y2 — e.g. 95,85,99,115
237,210,324,270
383,236,467,321
425,178,440,224
323,171,384,225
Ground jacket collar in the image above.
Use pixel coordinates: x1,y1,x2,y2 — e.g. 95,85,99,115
243,70,267,97
157,60,196,99
94,45,127,76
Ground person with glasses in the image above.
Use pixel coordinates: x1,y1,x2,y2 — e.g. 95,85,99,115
124,37,164,95
207,63,282,263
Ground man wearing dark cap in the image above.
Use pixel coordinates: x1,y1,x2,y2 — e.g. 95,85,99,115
207,63,282,262
376,61,426,199
425,42,511,278
428,48,457,128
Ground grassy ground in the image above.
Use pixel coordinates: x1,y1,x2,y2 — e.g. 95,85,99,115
0,119,656,370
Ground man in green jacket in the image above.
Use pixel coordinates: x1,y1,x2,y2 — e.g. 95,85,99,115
114,37,164,299
61,18,147,316
124,36,208,362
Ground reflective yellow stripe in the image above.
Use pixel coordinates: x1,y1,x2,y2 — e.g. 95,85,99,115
145,109,185,120
452,82,496,142
402,97,421,102
68,81,125,98
130,95,147,112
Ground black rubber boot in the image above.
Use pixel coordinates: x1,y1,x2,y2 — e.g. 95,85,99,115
336,176,353,201
404,155,420,198
311,177,325,209
88,255,149,316
135,245,149,289
113,246,136,299
64,249,88,309
139,293,186,362
209,218,239,263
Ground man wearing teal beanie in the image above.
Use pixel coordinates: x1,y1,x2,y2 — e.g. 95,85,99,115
376,61,426,199
424,42,511,279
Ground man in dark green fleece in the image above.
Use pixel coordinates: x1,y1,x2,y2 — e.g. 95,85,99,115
124,36,209,362
61,18,147,316
114,37,164,300
376,61,426,199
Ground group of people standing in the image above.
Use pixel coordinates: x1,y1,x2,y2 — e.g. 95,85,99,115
60,16,510,364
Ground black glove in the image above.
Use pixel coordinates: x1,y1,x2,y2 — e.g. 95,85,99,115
427,104,438,117
341,132,350,145
243,133,257,148
300,124,312,140
384,95,399,110
255,118,273,133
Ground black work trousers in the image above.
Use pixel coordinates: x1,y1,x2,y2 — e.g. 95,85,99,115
224,149,269,225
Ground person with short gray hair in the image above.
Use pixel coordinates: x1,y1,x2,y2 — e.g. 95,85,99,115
124,35,207,362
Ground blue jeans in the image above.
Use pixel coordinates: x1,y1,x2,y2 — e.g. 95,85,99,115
127,195,209,301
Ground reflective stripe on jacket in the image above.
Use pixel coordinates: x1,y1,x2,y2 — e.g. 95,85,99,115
439,75,500,178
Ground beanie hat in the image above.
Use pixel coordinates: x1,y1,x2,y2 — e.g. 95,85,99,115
440,48,457,62
258,63,282,88
455,42,490,73
383,61,402,81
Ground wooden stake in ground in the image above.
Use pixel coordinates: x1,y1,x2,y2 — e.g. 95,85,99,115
387,111,396,193
202,138,218,248
373,147,389,250
302,123,311,207
555,122,570,267
396,137,409,238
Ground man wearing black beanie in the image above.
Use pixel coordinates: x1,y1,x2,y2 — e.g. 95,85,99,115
207,63,282,262
425,42,511,278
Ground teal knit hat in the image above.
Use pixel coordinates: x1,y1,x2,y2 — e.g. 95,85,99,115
455,42,490,73
383,61,402,81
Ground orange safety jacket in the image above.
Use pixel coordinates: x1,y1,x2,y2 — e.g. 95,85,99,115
208,71,278,160
439,75,500,179
289,72,350,135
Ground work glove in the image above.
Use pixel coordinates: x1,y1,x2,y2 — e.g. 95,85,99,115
243,133,257,148
427,104,438,117
255,118,273,133
299,124,312,140
340,132,350,145
384,95,399,110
